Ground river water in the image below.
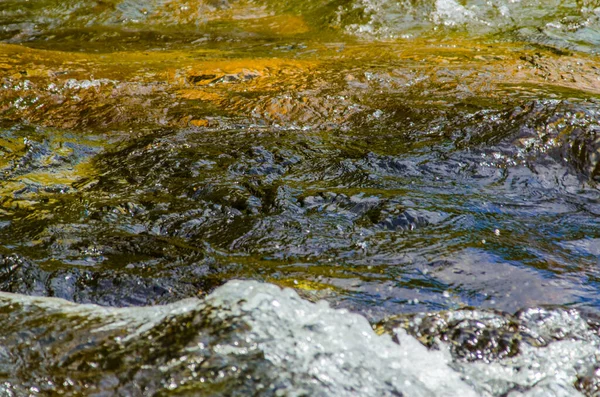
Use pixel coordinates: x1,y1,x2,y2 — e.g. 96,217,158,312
0,0,600,395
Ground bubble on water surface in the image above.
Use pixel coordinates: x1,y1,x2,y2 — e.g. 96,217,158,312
1,280,600,396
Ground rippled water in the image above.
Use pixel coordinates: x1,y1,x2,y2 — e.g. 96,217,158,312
2,0,600,52
1,0,600,395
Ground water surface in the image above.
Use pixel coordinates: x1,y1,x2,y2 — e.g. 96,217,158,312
1,0,600,395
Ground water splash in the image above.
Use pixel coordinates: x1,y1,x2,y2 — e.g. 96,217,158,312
2,280,599,395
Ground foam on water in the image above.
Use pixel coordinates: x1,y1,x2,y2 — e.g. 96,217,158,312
1,280,600,396
342,0,600,52
385,307,600,396
0,280,477,396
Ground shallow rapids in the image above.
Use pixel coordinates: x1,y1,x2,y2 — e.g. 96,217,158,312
2,280,600,396
1,0,599,395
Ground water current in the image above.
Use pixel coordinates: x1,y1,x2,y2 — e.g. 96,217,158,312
0,0,600,395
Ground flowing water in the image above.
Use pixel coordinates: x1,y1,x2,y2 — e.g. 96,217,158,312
1,0,600,395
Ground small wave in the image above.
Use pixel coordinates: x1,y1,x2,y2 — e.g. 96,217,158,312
1,280,599,395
